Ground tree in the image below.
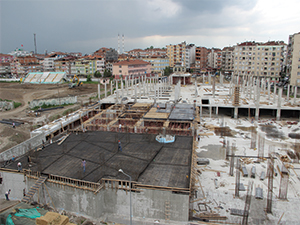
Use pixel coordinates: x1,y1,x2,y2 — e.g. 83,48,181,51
87,75,92,82
94,71,102,78
163,66,172,76
103,69,112,77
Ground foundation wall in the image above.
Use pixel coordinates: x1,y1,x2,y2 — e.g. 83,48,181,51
0,133,45,161
22,177,189,222
0,171,26,200
29,96,77,108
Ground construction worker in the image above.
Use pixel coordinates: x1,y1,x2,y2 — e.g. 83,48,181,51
17,162,22,172
118,140,122,152
5,189,11,201
82,159,86,173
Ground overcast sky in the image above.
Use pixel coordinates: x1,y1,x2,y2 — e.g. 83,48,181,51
1,0,300,54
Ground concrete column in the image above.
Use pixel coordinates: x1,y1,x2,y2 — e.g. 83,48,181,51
110,81,113,96
234,107,238,119
184,76,186,85
125,77,128,96
255,82,260,121
139,82,142,99
121,78,124,97
268,78,271,100
146,80,149,97
98,84,101,102
116,89,119,104
276,88,282,121
105,83,107,98
200,97,202,118
134,83,137,103
216,106,219,115
208,73,211,85
195,79,197,97
273,85,277,104
220,72,223,85
143,81,145,96
209,105,212,118
287,84,290,101
294,86,297,105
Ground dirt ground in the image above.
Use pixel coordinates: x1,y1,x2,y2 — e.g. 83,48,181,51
0,82,99,153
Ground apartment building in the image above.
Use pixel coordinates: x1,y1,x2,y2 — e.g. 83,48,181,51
141,55,170,75
94,48,118,62
0,54,13,63
195,47,209,73
221,47,234,74
112,59,151,79
128,48,167,58
207,48,221,70
0,63,11,75
233,41,286,77
166,41,186,68
185,44,195,69
287,32,300,86
43,52,67,72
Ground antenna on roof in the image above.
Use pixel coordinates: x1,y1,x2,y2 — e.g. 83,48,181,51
122,34,125,54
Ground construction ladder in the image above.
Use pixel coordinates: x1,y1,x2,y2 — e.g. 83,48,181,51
22,175,48,203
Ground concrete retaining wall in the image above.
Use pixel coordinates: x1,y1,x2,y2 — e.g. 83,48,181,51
29,96,77,108
0,101,14,110
0,133,45,161
23,178,189,222
0,171,26,201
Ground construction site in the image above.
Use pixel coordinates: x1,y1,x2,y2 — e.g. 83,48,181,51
1,73,300,224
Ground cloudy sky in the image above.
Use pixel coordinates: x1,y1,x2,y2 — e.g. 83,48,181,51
1,0,300,54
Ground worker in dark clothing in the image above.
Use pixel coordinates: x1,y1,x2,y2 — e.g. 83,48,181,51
118,140,122,152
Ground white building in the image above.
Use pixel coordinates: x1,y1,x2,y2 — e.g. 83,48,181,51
233,41,286,77
287,32,300,86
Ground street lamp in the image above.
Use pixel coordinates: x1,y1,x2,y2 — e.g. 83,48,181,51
118,169,132,225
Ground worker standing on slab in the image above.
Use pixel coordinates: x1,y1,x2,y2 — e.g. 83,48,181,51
119,124,122,132
82,159,86,173
5,189,11,201
17,162,22,172
118,140,122,152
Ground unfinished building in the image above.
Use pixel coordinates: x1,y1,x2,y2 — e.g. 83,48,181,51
2,72,300,223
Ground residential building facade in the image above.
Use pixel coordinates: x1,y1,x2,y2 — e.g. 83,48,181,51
166,41,186,68
0,63,11,76
141,55,170,75
221,47,234,75
0,54,14,63
112,59,151,79
287,32,300,86
207,48,222,70
233,41,286,77
195,47,209,73
185,44,195,69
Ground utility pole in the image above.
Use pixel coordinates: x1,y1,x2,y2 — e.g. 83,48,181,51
34,33,37,55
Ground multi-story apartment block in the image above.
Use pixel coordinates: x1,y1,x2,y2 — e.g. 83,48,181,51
195,47,209,73
207,48,222,70
166,41,186,68
287,32,300,86
185,44,195,69
128,48,167,58
94,48,118,62
0,54,14,63
141,55,170,75
10,59,24,76
0,63,11,76
43,53,67,72
221,47,234,75
112,59,151,79
233,41,286,77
